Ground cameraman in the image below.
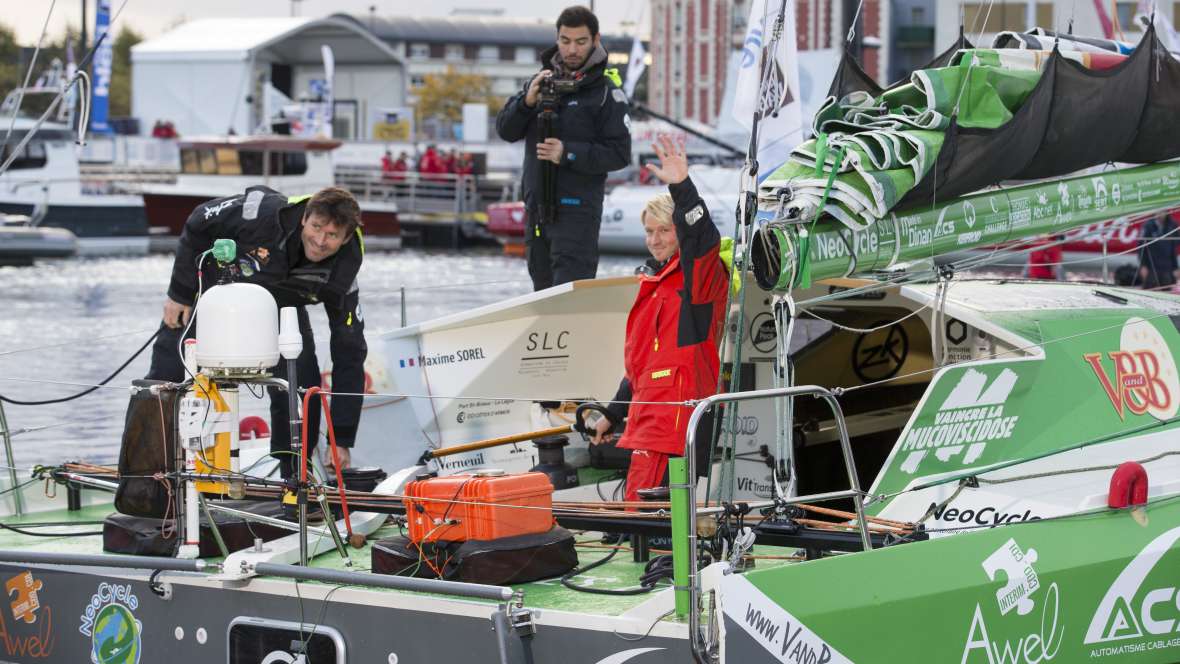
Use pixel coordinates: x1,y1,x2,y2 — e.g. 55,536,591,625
496,5,632,290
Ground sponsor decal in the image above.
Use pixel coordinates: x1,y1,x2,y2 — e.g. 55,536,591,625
437,452,487,471
519,329,572,377
1092,177,1109,211
524,330,570,355
454,399,513,425
926,503,1042,529
737,475,774,496
1008,197,1032,229
962,538,1062,663
721,415,760,436
982,539,1041,616
399,347,488,369
202,198,238,220
1083,317,1179,422
78,582,140,664
898,368,1020,475
725,574,852,663
1084,525,1180,657
749,312,777,353
685,204,705,226
851,323,908,383
0,572,53,659
6,572,42,624
813,228,878,262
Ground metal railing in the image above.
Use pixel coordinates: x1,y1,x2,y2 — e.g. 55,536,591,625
334,166,519,220
683,385,872,663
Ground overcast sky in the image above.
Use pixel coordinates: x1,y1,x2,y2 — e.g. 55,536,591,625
7,1,650,44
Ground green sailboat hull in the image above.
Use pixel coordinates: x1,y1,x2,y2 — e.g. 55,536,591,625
720,496,1180,663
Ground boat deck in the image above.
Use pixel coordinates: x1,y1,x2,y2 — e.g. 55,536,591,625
0,501,801,619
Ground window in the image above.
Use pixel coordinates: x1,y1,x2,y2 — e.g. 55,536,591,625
1,140,47,170
238,150,264,176
1116,2,1143,31
962,3,1053,33
477,45,499,62
215,148,241,175
266,152,307,176
515,46,536,64
444,44,465,62
409,43,430,59
411,75,426,88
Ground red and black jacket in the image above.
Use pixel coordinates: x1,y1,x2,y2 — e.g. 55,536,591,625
612,178,729,455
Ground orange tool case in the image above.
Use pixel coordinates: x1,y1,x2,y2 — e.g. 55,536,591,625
404,471,555,543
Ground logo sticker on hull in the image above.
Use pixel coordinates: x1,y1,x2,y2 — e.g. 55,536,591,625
1083,317,1179,422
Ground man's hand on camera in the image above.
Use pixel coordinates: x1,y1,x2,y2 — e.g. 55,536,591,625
537,138,564,164
524,70,552,108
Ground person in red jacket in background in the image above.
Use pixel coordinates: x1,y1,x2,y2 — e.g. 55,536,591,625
1025,236,1063,280
590,135,730,501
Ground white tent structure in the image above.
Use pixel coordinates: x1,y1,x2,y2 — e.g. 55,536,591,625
131,16,406,138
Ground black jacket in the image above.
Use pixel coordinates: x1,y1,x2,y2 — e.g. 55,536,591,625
1138,216,1179,289
495,45,632,224
167,185,368,444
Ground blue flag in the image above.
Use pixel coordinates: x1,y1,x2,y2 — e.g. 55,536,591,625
91,0,113,134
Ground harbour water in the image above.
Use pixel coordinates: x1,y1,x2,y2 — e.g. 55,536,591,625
0,250,638,469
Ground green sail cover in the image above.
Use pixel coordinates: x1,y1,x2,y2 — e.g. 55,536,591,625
761,56,1041,230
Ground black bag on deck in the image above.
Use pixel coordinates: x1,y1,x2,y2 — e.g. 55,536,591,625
372,527,578,584
114,380,181,518
103,501,293,557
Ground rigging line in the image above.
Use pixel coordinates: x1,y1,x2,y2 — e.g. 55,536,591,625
978,449,1180,485
0,327,158,357
3,414,118,438
799,295,936,334
843,308,1180,398
846,0,867,43
2,0,57,153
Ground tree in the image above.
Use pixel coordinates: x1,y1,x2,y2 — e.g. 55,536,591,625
109,26,142,117
413,66,503,127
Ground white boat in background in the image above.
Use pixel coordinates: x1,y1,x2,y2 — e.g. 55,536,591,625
140,135,401,250
600,165,741,253
0,212,76,265
0,117,149,255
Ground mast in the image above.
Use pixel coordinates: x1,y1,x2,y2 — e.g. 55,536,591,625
751,161,1180,289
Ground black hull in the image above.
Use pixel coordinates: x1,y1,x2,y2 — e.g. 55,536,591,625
0,202,147,238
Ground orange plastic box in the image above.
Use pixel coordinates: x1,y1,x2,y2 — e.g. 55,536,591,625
404,471,554,543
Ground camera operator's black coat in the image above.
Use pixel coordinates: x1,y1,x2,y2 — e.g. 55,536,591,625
496,45,632,290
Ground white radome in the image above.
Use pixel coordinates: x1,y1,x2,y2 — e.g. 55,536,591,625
195,283,280,374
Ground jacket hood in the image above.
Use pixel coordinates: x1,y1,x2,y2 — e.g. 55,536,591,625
540,43,609,86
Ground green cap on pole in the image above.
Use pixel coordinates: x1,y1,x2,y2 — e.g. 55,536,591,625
212,239,237,264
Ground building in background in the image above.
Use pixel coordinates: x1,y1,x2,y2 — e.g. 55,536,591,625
932,0,1175,51
352,15,554,102
131,16,406,139
891,0,935,83
649,0,890,126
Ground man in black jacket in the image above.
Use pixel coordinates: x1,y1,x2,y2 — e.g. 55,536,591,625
1136,214,1179,290
146,186,367,477
496,5,632,290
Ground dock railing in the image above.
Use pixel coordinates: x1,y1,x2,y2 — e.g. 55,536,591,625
680,385,872,663
334,166,520,221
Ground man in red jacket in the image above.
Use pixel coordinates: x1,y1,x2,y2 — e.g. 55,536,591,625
591,135,730,501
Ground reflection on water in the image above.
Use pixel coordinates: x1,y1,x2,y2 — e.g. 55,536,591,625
0,249,638,467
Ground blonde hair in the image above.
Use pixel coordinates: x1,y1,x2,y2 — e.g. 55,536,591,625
641,193,674,227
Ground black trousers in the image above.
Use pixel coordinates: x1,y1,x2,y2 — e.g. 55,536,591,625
145,307,323,478
526,212,601,291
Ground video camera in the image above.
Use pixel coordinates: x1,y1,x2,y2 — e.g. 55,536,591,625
537,76,579,111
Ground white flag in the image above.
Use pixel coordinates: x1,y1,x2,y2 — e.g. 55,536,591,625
731,0,804,172
320,44,335,138
623,35,647,99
